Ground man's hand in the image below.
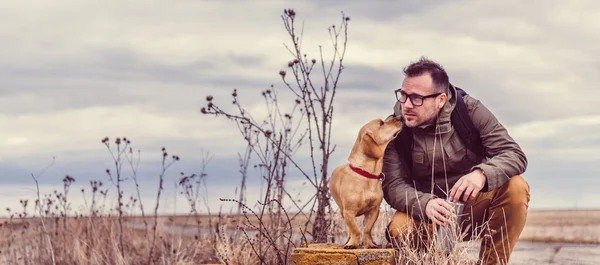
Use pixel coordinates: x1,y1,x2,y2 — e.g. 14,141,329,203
425,198,456,226
449,169,486,203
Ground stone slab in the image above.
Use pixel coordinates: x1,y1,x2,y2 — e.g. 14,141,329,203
289,243,396,265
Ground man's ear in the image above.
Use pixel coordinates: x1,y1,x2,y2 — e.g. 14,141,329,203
437,93,447,109
361,131,383,158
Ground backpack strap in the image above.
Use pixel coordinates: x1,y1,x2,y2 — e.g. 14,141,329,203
451,86,485,158
395,120,414,172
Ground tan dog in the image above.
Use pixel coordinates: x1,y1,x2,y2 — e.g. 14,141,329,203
330,116,403,249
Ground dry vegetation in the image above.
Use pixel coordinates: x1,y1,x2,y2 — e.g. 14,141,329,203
0,211,475,265
1,206,598,265
0,217,218,265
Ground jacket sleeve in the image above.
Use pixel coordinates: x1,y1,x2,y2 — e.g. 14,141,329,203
465,95,528,190
382,138,434,221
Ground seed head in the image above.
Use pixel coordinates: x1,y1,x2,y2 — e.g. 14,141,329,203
288,61,294,67
206,95,213,101
279,70,286,77
286,9,296,17
264,130,272,138
201,107,207,114
295,99,301,104
311,59,316,64
345,17,350,21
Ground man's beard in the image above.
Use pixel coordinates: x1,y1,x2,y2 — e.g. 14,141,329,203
403,110,437,128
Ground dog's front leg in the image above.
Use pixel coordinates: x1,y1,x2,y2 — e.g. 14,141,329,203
362,208,380,248
342,210,361,249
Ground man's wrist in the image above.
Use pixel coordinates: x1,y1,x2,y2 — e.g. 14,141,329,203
474,168,488,191
424,195,437,208
475,168,486,179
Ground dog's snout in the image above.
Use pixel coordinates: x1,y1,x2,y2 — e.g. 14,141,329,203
395,115,404,123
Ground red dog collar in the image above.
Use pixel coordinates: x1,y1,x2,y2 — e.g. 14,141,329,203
349,163,383,179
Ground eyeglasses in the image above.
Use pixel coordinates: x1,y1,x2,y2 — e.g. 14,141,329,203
394,89,442,106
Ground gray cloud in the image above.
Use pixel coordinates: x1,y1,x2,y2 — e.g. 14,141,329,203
340,64,400,91
0,49,273,115
309,0,452,22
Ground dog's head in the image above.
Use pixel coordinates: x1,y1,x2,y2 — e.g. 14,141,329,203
351,116,404,159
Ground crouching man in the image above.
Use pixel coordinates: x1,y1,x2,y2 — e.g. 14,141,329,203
382,57,530,265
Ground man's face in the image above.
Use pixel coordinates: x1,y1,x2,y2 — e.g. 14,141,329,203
399,74,444,128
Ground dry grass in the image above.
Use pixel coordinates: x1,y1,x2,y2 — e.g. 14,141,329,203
0,216,220,265
0,211,468,265
1,208,598,264
330,210,482,265
0,213,309,265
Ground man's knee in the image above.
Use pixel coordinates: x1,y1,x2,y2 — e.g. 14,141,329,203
386,211,414,240
492,175,530,208
386,211,433,249
506,175,530,202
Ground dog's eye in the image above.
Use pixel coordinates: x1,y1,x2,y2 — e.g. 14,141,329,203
379,120,384,126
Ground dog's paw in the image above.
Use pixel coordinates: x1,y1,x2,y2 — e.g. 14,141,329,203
365,243,381,249
343,244,360,249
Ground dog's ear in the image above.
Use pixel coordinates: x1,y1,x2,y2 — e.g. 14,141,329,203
361,131,383,158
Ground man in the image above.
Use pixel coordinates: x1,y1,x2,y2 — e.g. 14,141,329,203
382,57,530,265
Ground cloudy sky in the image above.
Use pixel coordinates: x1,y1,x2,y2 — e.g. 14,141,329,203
1,0,599,217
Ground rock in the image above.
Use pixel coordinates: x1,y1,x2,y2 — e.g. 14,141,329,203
289,243,396,265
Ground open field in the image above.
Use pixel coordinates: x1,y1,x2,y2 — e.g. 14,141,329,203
519,209,600,244
118,209,600,245
3,209,600,244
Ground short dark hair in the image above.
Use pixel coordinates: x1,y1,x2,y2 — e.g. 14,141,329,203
403,57,450,94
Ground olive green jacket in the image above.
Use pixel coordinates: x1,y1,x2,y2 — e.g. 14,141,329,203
382,85,527,221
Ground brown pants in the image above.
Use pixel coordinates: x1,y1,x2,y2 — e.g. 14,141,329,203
386,175,530,265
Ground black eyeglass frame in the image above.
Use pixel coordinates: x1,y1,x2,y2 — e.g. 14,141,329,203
394,89,442,106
